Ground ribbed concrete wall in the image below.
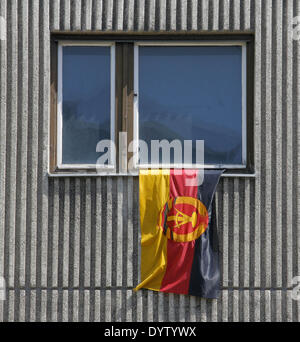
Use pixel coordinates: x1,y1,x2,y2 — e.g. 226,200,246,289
0,0,299,322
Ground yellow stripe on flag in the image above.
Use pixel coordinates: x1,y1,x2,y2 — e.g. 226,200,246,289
134,169,170,292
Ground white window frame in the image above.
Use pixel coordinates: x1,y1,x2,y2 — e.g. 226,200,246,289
133,41,247,170
57,41,116,170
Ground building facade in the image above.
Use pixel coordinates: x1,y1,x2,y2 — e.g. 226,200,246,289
0,0,299,322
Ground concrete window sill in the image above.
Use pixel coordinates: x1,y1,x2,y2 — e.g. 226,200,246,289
48,172,257,178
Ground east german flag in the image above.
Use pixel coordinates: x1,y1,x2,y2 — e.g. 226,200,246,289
134,169,223,298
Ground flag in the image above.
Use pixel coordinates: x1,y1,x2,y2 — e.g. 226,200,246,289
134,169,224,298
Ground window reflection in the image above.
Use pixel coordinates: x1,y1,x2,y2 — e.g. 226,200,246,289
62,46,111,164
138,46,243,165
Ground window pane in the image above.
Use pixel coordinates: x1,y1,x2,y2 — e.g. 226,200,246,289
138,46,243,165
62,46,111,164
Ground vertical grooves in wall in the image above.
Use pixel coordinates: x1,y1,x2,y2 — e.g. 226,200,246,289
4,0,18,322
281,1,291,322
0,0,298,322
92,0,103,31
0,0,7,322
221,179,229,321
201,0,209,30
242,0,251,31
60,0,71,31
14,0,28,323
221,0,230,31
50,0,60,31
274,0,283,322
82,0,92,31
294,0,300,323
260,0,272,305
253,0,261,293
284,0,294,322
38,0,50,312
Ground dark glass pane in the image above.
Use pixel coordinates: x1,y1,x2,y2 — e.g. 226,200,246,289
62,46,111,164
138,46,243,165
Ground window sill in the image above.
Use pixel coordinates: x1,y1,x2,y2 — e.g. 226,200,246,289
48,172,257,178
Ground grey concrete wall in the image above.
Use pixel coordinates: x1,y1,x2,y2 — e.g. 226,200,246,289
0,0,299,322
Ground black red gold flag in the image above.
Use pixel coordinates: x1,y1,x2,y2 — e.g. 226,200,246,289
134,169,223,298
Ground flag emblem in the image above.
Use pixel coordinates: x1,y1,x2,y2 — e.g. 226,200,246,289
158,196,209,242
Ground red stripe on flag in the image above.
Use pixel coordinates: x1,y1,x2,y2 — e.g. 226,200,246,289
160,240,195,294
160,170,198,294
169,169,199,198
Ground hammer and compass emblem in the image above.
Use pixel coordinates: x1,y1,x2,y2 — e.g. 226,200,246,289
158,196,209,243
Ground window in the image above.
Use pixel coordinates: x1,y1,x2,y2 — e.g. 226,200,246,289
50,35,254,175
55,42,115,170
134,42,246,168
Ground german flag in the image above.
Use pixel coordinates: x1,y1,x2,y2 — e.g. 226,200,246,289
134,169,223,298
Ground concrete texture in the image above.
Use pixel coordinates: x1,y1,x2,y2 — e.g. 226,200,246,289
0,0,299,321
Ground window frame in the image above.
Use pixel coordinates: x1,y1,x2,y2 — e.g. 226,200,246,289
133,41,248,170
51,40,116,172
50,34,254,176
